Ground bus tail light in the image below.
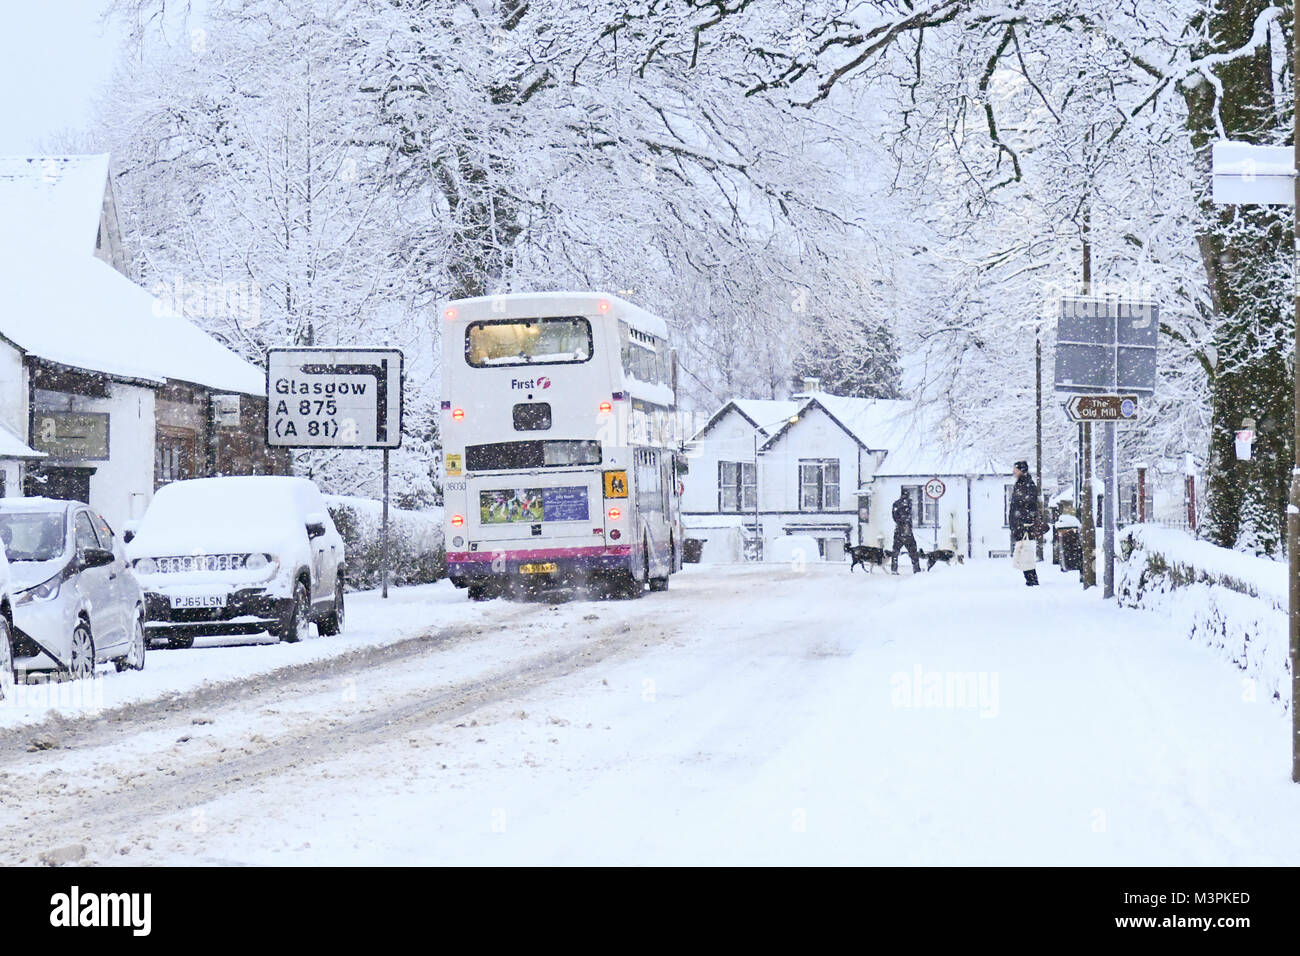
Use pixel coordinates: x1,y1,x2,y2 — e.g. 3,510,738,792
452,408,465,421
444,307,457,320
599,401,612,414
610,529,621,540
451,514,464,527
597,299,611,313
607,507,622,521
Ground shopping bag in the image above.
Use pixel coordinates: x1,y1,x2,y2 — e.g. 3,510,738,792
1012,538,1037,570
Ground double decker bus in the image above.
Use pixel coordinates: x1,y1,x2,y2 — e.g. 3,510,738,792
440,292,685,600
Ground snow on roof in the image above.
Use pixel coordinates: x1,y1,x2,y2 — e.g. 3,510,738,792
731,399,803,435
2,253,265,395
867,405,1010,477
0,155,265,395
0,155,109,259
699,391,1009,476
0,423,44,460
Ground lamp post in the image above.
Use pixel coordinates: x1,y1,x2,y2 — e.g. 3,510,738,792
753,415,800,561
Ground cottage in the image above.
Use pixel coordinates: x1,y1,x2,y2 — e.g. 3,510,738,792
0,155,287,529
684,383,1016,561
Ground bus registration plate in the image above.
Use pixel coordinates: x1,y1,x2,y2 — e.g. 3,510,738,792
520,562,558,574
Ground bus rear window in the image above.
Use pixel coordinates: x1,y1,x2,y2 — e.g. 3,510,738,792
466,317,592,367
466,440,602,471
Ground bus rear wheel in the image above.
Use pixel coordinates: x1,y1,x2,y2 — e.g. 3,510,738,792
649,540,671,592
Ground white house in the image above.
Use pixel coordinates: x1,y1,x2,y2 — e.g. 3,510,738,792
0,155,284,530
683,384,1016,561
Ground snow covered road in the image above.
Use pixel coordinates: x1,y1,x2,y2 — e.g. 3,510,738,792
1,559,1297,865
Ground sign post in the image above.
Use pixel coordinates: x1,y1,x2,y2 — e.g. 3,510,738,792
267,348,404,598
925,477,946,550
1055,297,1157,598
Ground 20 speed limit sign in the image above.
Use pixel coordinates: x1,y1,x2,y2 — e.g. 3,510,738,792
924,478,946,500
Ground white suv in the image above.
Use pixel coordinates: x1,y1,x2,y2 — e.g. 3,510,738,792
125,476,347,647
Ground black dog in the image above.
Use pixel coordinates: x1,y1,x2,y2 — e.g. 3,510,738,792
918,548,962,570
848,545,891,573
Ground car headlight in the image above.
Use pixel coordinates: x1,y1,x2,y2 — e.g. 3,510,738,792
15,574,61,606
245,553,272,571
134,557,157,575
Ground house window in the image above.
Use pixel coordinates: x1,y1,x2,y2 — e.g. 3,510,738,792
156,428,197,487
902,484,937,527
1004,484,1015,527
718,461,756,512
799,459,839,511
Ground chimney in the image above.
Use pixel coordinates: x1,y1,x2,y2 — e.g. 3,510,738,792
793,376,821,398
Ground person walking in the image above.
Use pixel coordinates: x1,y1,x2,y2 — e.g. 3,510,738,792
890,489,922,574
1008,460,1041,586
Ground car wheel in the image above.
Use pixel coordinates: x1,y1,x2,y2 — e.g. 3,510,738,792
64,622,95,681
115,613,147,672
0,616,15,702
279,579,311,643
467,582,493,602
319,578,345,636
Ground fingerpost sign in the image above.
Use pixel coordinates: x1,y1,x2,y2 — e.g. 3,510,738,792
266,347,404,599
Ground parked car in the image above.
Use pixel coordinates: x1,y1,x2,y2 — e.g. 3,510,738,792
0,498,146,679
125,476,347,648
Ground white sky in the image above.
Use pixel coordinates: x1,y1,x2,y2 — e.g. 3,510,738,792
0,0,128,153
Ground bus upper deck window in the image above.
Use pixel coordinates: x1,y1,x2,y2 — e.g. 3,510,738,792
512,402,552,431
465,316,592,367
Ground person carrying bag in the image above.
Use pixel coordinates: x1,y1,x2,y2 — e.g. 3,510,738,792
1008,460,1042,587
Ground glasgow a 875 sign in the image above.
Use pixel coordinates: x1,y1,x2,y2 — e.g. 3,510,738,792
266,348,403,449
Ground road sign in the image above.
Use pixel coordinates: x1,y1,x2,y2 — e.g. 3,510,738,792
924,477,946,499
1212,141,1296,205
267,348,403,448
1055,297,1158,395
1064,394,1139,423
32,411,109,460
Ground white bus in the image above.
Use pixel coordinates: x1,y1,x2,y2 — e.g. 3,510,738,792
440,292,685,599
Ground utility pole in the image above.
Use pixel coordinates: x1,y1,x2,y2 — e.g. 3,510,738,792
1079,206,1096,589
1291,0,1300,783
1036,329,1044,560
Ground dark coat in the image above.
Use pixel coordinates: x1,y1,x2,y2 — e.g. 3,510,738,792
1008,474,1039,537
891,494,913,528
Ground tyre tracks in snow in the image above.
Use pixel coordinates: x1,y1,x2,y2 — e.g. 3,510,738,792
0,568,794,863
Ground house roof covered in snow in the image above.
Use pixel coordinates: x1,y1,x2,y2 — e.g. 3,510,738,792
0,423,44,460
2,254,265,395
0,155,266,396
0,155,113,261
694,390,1010,477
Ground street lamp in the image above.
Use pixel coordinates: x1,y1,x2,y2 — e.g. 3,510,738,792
753,415,800,561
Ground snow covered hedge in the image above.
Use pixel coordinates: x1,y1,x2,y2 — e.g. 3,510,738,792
1117,525,1291,712
325,495,444,590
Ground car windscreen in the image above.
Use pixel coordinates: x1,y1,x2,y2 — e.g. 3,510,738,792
0,512,66,562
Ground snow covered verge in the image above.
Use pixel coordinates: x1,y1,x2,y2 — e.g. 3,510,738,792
325,495,444,590
1117,525,1291,712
